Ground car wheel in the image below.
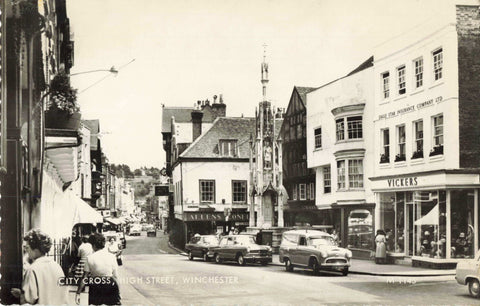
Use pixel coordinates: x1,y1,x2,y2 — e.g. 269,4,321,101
468,279,480,298
187,251,193,261
342,267,349,276
203,252,209,262
285,258,294,272
311,258,320,276
237,254,246,266
215,253,222,264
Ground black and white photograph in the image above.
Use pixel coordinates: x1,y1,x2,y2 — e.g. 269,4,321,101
1,0,480,305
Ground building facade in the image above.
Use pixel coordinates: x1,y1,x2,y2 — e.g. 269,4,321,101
307,57,375,253
370,5,480,266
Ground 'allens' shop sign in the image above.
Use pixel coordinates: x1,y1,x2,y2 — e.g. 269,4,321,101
387,177,418,188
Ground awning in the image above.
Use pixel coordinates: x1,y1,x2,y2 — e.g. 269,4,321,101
104,217,124,226
72,194,103,225
414,204,439,226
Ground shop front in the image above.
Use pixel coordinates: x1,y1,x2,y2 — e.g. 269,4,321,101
371,170,480,267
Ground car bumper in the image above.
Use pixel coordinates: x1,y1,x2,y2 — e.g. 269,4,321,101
244,254,272,263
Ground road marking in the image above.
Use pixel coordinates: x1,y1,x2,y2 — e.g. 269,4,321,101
158,249,167,254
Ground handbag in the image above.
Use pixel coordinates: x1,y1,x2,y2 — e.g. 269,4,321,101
117,256,123,266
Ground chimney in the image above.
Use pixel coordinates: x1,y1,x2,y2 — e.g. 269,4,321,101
211,93,226,118
191,109,203,141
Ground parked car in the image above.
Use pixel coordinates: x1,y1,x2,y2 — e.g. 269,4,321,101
208,234,272,266
129,224,142,236
146,225,157,237
455,251,480,298
185,235,220,261
279,230,352,276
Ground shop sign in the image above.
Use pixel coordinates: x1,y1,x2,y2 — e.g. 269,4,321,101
387,177,418,188
184,212,249,222
378,96,443,120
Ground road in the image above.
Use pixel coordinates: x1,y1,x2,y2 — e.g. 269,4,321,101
117,231,477,305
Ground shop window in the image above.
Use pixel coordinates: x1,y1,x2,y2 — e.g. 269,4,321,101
314,127,322,149
347,209,373,250
323,166,331,194
382,71,390,99
380,129,390,163
450,190,475,259
380,193,396,252
414,57,423,88
199,180,215,203
232,180,247,203
433,48,443,81
397,65,406,95
413,190,446,259
412,120,423,159
395,125,406,162
430,114,444,156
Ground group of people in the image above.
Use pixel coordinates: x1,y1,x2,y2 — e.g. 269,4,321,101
11,229,122,305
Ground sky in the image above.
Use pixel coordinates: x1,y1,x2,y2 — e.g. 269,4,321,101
67,0,475,170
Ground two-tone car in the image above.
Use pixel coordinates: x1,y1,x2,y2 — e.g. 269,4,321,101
455,252,480,298
185,235,220,261
208,234,272,266
279,230,352,276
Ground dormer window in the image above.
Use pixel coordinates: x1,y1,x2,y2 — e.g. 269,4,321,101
219,139,237,157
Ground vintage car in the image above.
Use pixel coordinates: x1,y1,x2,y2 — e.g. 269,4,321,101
208,234,272,266
145,225,157,237
185,235,220,261
455,252,480,298
279,230,352,276
129,224,142,236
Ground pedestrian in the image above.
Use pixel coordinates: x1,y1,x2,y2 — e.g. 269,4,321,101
76,233,121,305
375,229,387,264
76,235,94,278
108,237,123,266
11,229,69,305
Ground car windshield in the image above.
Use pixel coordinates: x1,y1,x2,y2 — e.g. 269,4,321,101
309,236,336,246
203,236,219,244
235,235,256,245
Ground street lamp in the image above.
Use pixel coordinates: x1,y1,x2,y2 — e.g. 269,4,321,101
70,66,119,77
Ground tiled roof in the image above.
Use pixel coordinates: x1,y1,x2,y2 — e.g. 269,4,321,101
180,117,255,159
161,106,216,133
295,86,317,104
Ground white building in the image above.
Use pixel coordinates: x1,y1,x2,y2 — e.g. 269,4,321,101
370,5,480,267
306,57,375,254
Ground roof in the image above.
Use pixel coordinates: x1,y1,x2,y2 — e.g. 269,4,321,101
161,106,217,133
180,117,255,159
295,86,317,104
82,120,100,151
347,56,374,76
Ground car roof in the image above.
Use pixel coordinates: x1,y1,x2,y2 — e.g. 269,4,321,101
283,230,332,238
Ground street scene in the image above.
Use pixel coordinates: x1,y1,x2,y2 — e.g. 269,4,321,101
2,0,480,305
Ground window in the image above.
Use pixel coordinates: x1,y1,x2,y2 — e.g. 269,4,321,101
348,160,364,188
232,180,247,203
299,183,307,200
414,58,423,88
336,116,363,141
199,180,215,203
309,183,315,200
382,72,390,99
433,114,443,146
413,120,423,159
347,116,363,139
293,184,298,200
336,118,345,141
381,129,390,163
323,166,331,193
297,124,302,139
433,48,443,81
337,160,346,189
396,125,406,162
397,66,406,95
219,140,237,157
314,127,322,149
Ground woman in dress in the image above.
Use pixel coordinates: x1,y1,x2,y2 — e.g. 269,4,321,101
11,229,69,305
375,229,387,264
76,233,121,305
